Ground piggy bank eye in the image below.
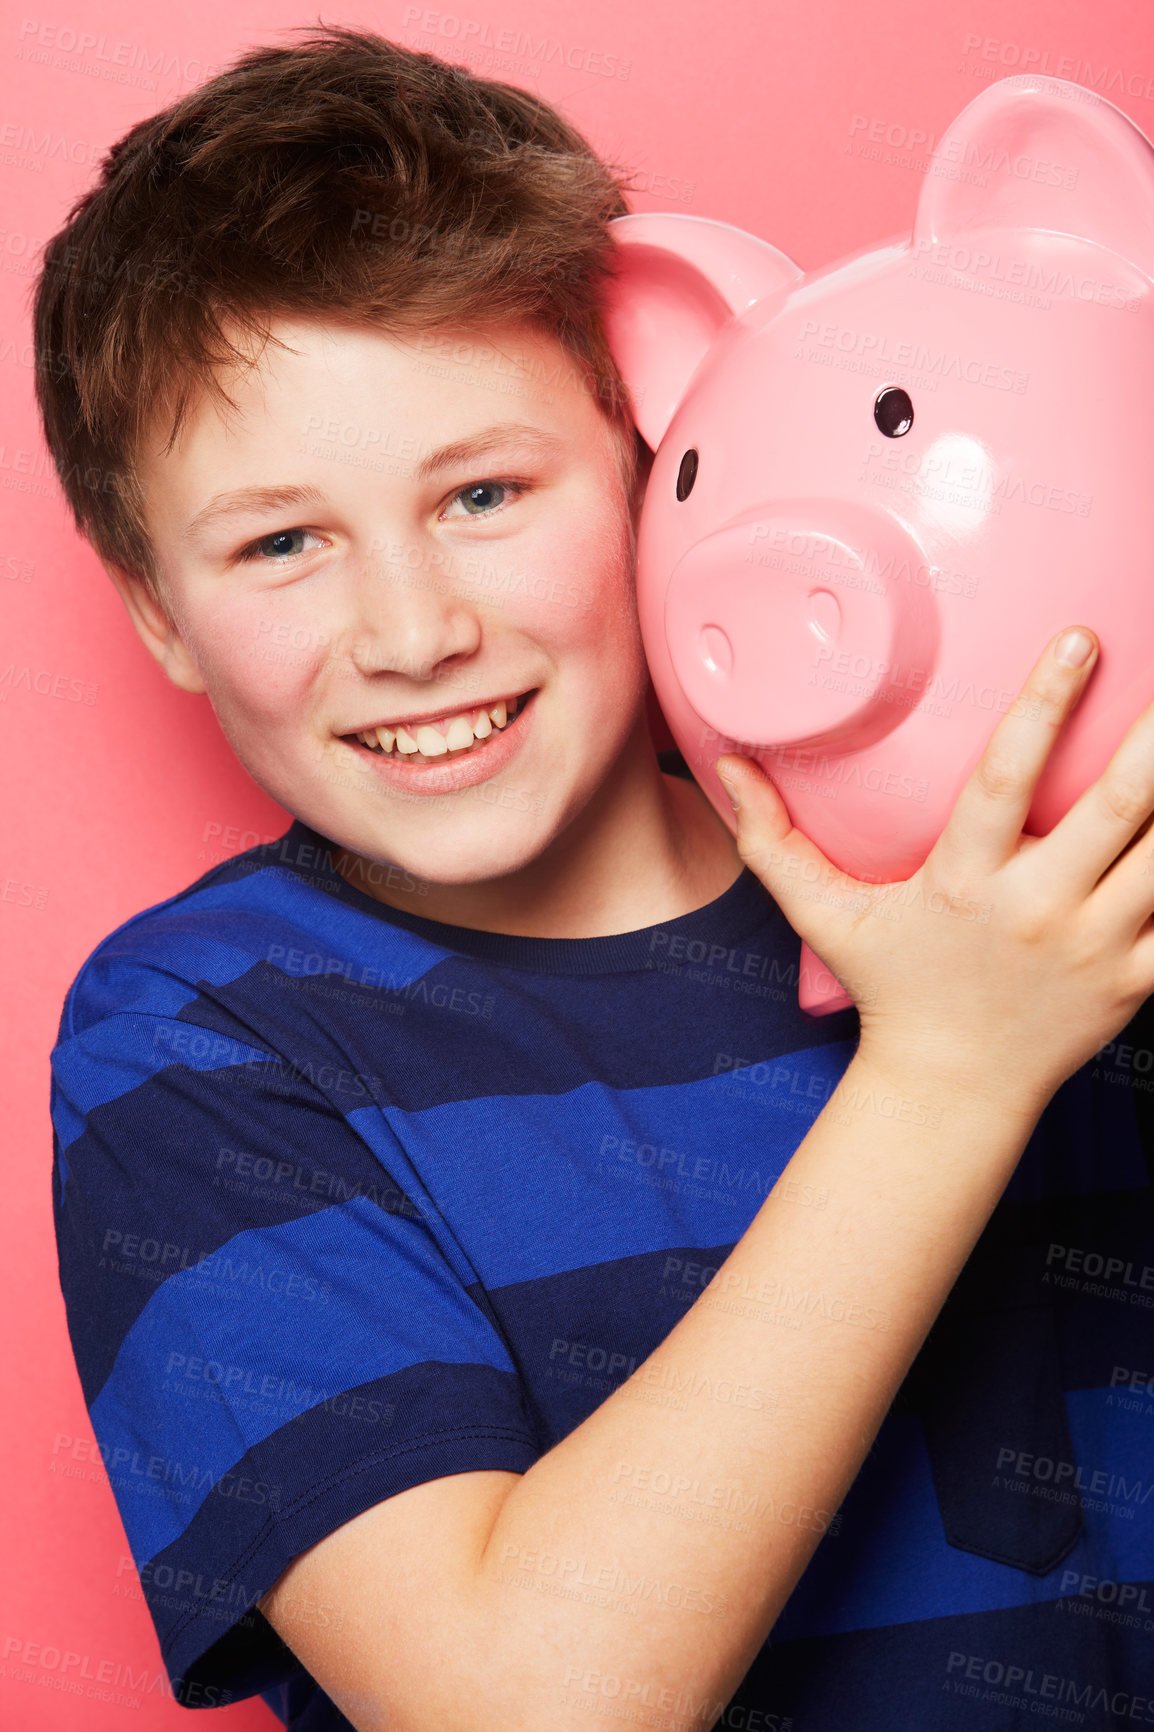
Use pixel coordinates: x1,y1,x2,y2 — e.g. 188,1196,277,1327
874,387,913,437
676,449,698,500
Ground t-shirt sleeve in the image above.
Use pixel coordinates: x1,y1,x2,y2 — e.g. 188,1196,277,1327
50,946,540,1707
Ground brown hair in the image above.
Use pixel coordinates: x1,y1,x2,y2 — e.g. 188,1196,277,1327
31,21,639,603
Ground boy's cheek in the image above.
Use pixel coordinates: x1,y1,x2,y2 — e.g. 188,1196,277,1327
177,586,329,679
185,616,329,742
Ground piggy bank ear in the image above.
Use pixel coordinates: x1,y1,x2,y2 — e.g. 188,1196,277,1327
603,213,802,449
915,75,1154,279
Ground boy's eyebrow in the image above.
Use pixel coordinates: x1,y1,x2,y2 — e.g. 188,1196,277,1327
180,425,566,543
182,484,326,544
412,422,567,481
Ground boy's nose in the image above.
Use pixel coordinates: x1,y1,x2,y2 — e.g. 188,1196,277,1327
339,550,483,680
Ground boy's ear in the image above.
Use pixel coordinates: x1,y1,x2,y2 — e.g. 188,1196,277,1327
102,563,207,695
629,432,654,522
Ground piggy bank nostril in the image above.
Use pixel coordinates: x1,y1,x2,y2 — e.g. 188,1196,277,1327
807,589,841,645
697,623,733,679
874,386,914,437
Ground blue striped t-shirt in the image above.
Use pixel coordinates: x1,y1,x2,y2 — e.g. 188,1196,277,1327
49,813,1154,1729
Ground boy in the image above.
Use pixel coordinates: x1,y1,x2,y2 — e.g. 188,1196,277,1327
36,25,1154,1732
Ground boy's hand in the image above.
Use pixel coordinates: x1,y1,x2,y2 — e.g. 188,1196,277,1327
716,625,1154,1117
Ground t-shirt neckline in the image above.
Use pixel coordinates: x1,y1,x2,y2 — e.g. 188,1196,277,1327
267,819,777,977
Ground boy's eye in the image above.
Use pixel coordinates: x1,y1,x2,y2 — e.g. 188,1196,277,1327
237,528,324,564
232,479,527,563
441,479,526,520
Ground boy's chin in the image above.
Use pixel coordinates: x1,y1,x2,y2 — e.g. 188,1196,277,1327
334,815,560,895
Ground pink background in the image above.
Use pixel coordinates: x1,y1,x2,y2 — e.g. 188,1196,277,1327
3,0,1151,1723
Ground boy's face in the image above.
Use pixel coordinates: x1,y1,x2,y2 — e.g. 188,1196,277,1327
120,316,649,890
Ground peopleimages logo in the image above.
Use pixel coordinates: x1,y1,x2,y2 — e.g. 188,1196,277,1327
1,1633,230,1709
400,7,632,78
994,1445,1154,1509
909,237,1142,312
945,1650,1154,1723
1059,1571,1154,1613
1045,1241,1154,1295
796,315,1031,391
959,37,1154,103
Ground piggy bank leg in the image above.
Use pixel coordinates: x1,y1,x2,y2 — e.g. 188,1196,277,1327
798,941,854,1016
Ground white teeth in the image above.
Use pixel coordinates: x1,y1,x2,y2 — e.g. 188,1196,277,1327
354,692,530,761
415,724,448,756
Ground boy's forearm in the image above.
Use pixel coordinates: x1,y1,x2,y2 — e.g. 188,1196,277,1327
459,1051,1042,1730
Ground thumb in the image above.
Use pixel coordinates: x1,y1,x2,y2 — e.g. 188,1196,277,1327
714,752,792,857
714,753,864,920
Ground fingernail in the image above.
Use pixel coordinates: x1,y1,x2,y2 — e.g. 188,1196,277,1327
1055,628,1094,668
716,761,739,812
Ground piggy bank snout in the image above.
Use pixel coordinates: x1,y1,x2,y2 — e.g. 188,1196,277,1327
664,502,938,750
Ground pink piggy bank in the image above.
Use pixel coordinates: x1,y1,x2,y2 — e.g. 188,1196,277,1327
603,76,1154,1014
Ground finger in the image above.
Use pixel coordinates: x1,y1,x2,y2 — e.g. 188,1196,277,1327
715,754,881,926
1035,691,1154,907
1060,775,1154,935
933,626,1098,878
1123,919,1154,1009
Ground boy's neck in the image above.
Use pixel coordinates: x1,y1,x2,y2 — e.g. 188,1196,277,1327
331,715,744,939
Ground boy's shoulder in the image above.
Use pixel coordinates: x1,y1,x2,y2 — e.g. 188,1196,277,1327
57,827,295,1043
55,821,442,1046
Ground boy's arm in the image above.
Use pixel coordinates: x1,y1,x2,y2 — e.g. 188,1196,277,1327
261,1053,1035,1732
260,626,1154,1732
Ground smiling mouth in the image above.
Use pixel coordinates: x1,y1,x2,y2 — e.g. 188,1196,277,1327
342,688,538,764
